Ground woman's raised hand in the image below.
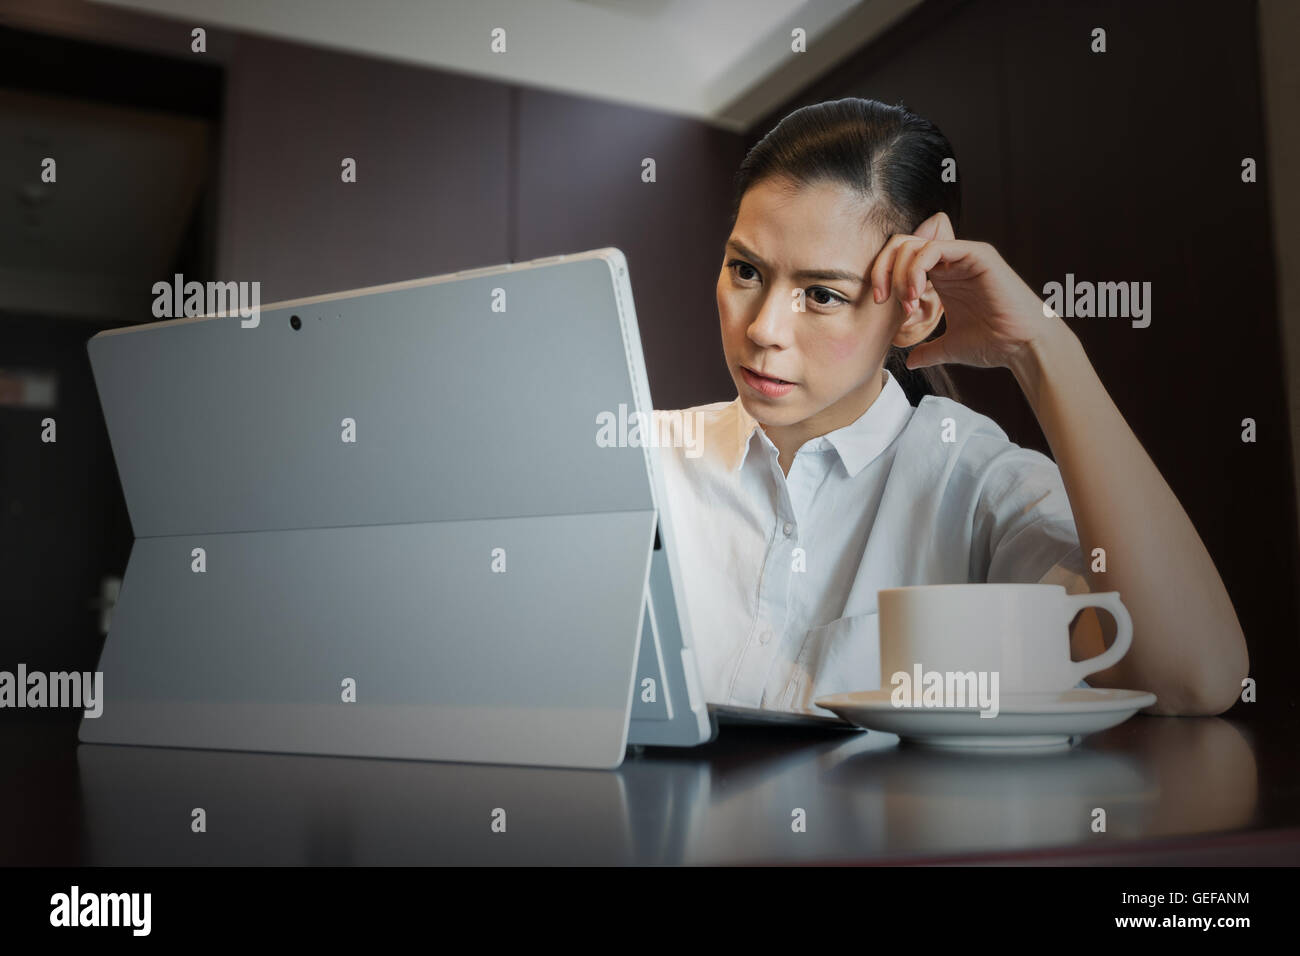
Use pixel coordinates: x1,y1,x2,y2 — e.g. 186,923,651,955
869,211,1064,371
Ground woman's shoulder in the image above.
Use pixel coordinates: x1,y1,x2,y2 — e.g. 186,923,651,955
902,393,1055,475
909,393,1009,440
648,400,742,468
915,392,1003,429
650,400,740,442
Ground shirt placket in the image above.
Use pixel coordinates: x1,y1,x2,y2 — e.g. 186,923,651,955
769,450,824,705
726,445,804,706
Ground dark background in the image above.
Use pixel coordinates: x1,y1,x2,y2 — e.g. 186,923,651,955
1,0,1296,734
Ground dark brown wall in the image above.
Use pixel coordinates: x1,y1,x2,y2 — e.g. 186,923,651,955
214,34,743,411
214,38,513,298
514,89,743,410
752,0,1298,714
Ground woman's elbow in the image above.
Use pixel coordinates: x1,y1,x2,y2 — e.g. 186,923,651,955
1183,637,1250,716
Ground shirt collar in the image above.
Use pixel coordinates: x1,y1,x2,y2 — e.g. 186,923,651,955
730,368,913,478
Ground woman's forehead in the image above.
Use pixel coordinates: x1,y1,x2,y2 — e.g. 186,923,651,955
734,180,885,260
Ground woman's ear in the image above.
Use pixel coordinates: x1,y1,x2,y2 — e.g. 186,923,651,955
891,285,944,348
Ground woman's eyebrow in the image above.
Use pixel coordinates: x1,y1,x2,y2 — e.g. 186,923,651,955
726,239,864,284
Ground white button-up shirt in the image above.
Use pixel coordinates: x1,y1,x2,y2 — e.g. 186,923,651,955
653,368,1090,715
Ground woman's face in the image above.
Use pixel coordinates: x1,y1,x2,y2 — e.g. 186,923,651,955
717,177,908,433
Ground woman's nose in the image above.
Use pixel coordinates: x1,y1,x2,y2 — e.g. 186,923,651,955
746,289,797,346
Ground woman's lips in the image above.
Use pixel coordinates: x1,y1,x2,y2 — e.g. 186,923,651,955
740,365,797,398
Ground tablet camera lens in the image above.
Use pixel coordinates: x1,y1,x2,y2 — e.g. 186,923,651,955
290,314,302,330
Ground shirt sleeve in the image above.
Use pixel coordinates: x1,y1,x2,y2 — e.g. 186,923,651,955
973,446,1093,687
973,445,1089,586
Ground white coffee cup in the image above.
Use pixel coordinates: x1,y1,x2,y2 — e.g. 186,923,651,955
877,583,1133,694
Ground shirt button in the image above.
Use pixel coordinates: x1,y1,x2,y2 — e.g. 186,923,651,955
782,521,793,536
758,630,772,645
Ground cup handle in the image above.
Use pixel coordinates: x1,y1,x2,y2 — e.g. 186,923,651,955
1063,591,1133,683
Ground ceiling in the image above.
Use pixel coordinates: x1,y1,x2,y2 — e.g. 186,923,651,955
87,0,922,131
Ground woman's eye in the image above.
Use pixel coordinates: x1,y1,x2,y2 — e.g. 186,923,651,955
808,287,845,306
727,260,759,282
726,261,845,307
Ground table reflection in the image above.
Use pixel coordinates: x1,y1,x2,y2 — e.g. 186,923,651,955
76,716,1256,865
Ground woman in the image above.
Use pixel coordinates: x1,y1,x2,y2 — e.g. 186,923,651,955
654,97,1247,718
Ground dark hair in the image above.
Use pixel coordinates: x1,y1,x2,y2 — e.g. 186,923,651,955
727,97,961,405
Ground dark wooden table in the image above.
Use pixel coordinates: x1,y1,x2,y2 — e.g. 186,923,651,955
4,708,1298,865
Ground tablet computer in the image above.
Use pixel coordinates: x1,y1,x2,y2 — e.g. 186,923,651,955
81,248,713,768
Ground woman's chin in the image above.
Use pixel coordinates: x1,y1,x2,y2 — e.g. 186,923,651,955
741,396,807,427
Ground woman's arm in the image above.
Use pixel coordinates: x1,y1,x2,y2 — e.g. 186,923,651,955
1006,318,1249,716
873,212,1249,716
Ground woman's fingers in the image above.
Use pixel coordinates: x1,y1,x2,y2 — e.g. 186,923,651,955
870,233,916,303
907,239,958,302
870,238,902,303
870,215,961,308
894,238,953,311
883,236,926,309
910,238,979,307
894,239,924,305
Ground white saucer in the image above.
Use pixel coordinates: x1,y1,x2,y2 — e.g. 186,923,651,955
813,688,1158,752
